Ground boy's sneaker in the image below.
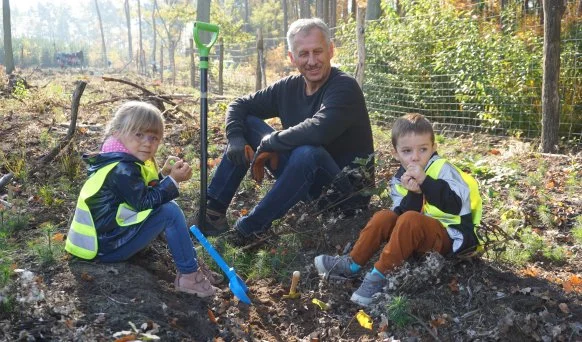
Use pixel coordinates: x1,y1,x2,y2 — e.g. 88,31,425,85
350,271,387,306
193,208,229,236
174,270,217,298
314,255,359,279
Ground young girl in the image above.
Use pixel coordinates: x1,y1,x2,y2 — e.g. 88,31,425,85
65,101,222,298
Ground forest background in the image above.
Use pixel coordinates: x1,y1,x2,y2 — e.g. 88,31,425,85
0,0,581,341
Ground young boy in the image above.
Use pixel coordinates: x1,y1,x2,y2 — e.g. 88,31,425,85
314,113,480,306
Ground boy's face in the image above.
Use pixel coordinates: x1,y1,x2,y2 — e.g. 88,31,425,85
393,133,436,170
118,130,161,162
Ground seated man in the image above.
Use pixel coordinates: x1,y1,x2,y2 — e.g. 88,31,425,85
197,18,375,243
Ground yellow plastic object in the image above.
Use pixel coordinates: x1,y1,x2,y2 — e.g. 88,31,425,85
311,298,329,311
356,310,373,330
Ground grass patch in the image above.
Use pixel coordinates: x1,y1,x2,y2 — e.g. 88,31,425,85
571,215,582,244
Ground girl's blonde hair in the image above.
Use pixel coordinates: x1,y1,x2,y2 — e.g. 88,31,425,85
104,101,164,140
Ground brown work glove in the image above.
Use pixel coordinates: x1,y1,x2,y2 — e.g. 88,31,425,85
251,151,279,184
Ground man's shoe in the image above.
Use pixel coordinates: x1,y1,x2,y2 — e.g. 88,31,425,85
197,259,224,285
193,208,229,236
225,224,272,248
175,270,217,298
350,271,387,306
314,254,359,279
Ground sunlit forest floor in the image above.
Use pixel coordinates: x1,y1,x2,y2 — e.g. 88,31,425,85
0,69,581,341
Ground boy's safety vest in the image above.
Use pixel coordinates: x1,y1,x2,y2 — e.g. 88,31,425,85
396,158,482,230
65,160,159,260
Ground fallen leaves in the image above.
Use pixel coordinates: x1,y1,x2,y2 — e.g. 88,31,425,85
562,274,582,294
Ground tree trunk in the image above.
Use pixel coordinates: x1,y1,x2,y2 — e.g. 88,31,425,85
341,0,349,22
94,0,107,68
218,37,224,95
124,0,133,62
256,28,264,91
197,0,211,42
540,0,566,153
151,5,157,71
354,6,366,88
3,0,14,74
366,0,381,20
316,0,323,18
168,41,176,85
282,0,288,42
244,0,251,32
578,0,582,16
351,0,357,20
160,44,164,83
300,0,310,18
189,38,195,88
138,0,144,74
329,0,336,38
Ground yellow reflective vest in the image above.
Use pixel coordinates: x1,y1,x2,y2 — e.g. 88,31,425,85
65,160,159,260
394,157,482,252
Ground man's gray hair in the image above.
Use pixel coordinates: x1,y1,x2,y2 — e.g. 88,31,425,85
286,18,331,55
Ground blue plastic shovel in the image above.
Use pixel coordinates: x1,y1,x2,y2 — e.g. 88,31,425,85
190,225,251,304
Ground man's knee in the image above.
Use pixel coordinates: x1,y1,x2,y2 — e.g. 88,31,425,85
289,145,328,166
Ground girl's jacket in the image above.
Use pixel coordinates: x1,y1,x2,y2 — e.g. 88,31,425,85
83,152,178,255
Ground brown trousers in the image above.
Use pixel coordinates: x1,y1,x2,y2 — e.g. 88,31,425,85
349,210,452,274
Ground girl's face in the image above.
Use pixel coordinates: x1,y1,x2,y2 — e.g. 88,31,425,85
117,130,161,162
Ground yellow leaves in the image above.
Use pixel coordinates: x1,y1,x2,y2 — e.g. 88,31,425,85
311,298,329,311
356,310,373,330
240,208,249,216
430,314,448,329
521,266,540,277
208,157,221,168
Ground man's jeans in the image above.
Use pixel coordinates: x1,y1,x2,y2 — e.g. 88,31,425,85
208,116,352,237
98,201,199,274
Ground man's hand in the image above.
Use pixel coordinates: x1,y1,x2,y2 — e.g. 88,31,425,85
251,152,279,184
226,136,250,166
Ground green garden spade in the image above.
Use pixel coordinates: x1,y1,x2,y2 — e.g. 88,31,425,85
189,21,251,305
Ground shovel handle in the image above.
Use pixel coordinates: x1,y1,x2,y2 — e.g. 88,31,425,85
193,21,219,61
190,225,232,275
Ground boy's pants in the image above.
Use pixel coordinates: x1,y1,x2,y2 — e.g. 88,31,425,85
349,210,452,274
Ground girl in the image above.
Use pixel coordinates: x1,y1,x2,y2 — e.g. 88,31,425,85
66,101,221,298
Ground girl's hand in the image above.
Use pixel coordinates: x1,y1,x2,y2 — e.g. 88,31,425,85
161,156,181,177
169,160,193,183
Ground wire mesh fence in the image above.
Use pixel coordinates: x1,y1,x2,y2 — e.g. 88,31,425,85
205,0,581,145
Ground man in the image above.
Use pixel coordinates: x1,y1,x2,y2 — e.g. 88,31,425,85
197,18,374,243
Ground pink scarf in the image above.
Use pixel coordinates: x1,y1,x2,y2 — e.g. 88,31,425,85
101,137,130,153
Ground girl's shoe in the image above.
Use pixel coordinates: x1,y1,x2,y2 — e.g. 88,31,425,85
197,260,224,285
175,271,217,297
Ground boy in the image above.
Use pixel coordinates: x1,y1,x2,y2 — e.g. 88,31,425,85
314,113,480,306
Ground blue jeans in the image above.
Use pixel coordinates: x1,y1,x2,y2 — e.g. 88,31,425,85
208,116,351,236
98,201,199,274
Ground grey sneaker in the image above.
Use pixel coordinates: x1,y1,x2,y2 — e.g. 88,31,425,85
193,208,229,236
350,271,387,306
314,254,359,279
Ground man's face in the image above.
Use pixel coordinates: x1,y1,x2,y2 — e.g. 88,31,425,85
393,133,436,171
288,28,334,92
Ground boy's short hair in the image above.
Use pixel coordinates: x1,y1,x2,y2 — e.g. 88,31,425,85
391,113,435,148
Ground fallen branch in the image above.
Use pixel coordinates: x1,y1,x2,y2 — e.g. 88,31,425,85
0,173,14,191
35,80,87,167
102,76,195,121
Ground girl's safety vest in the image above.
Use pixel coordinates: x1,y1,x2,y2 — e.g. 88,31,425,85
395,158,482,230
65,160,159,260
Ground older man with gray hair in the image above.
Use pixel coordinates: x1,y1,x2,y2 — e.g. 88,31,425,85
195,18,375,245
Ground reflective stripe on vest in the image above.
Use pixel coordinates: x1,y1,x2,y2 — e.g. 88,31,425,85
395,158,481,228
65,160,158,259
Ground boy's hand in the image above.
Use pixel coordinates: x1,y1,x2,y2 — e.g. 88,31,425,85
169,160,193,183
404,164,427,185
401,174,422,193
161,156,181,176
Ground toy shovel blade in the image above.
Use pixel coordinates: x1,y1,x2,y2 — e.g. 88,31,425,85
190,225,251,304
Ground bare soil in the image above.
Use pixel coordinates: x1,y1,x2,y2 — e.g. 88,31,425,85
1,71,581,341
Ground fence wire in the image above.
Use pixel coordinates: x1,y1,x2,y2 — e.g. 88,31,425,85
207,1,581,144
